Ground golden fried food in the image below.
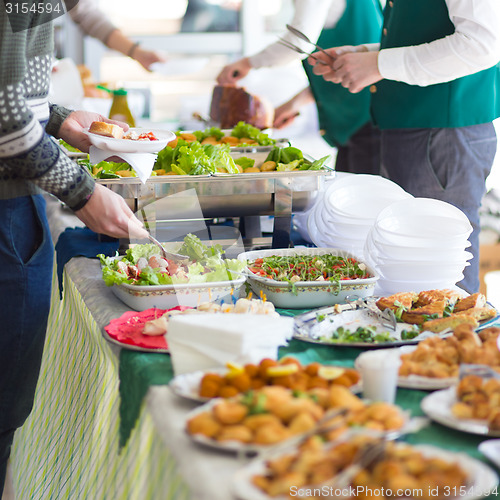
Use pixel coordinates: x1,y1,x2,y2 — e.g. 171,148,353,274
186,412,221,438
454,292,487,311
376,292,418,311
216,424,253,443
213,400,248,425
401,300,447,325
328,385,365,410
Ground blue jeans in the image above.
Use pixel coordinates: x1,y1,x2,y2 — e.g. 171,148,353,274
380,123,497,293
0,195,53,493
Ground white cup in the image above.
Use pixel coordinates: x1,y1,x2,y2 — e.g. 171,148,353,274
356,350,402,404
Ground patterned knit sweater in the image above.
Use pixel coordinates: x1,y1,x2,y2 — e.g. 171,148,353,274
0,7,94,210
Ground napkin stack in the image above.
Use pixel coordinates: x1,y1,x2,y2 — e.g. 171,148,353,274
167,314,293,375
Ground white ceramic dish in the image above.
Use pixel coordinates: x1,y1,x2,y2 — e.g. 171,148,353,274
421,387,500,437
237,248,379,309
84,127,175,153
479,439,500,469
377,197,471,223
376,275,465,295
170,366,362,404
231,443,498,500
110,276,245,311
376,261,469,282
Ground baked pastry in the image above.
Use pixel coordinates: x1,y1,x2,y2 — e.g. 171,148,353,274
209,85,274,129
401,300,447,325
89,121,124,139
454,292,487,312
421,314,479,333
414,289,462,307
376,292,417,312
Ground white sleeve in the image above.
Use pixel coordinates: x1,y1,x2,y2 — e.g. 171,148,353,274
248,0,341,69
378,0,500,86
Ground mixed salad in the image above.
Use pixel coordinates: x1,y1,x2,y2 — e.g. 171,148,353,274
99,234,245,286
247,255,373,284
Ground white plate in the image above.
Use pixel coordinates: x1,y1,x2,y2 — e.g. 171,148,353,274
237,247,378,309
479,439,500,468
231,443,499,500
170,367,362,404
421,387,500,437
84,127,175,153
186,398,410,456
294,309,428,348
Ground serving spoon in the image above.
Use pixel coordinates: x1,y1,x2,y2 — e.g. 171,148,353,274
286,24,336,62
147,233,188,263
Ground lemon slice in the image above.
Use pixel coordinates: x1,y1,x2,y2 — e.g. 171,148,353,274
267,364,299,377
225,361,245,378
318,366,345,381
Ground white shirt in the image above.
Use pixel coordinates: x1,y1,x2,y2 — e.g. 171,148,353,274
249,0,346,69
375,0,500,86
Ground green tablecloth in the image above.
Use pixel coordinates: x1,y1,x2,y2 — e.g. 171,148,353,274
118,313,494,465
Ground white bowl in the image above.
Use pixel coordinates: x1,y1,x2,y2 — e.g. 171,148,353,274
366,229,472,261
376,275,464,295
376,261,469,282
375,214,472,240
370,223,471,249
237,247,379,309
110,276,245,311
376,197,470,224
84,127,175,153
326,183,412,220
374,250,473,267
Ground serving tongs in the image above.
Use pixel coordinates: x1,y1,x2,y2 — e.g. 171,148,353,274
277,37,330,66
286,24,336,63
294,296,398,339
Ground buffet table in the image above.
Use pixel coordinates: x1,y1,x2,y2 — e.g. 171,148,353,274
9,257,500,500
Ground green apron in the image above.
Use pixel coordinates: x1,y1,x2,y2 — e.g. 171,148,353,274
302,0,383,146
371,0,500,129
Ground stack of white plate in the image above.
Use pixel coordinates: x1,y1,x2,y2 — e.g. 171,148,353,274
307,174,413,258
364,198,473,294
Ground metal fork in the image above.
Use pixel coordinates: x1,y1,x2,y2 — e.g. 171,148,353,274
277,37,329,66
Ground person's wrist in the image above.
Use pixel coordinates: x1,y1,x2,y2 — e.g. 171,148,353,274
128,41,140,58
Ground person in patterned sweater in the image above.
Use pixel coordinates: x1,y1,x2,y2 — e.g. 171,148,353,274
0,6,148,494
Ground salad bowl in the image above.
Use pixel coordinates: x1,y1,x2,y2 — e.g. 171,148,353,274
99,234,246,311
237,247,379,309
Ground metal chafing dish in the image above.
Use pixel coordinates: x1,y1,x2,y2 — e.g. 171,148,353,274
96,150,332,247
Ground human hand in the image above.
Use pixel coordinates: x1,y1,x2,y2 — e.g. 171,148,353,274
58,111,129,153
134,48,167,71
273,101,300,129
75,183,149,239
309,47,382,93
216,57,251,85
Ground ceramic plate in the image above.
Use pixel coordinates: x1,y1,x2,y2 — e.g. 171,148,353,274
170,367,362,404
185,399,410,456
421,387,500,437
84,127,175,153
479,439,500,468
231,443,499,500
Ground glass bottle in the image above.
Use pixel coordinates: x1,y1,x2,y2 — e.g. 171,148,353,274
109,88,136,127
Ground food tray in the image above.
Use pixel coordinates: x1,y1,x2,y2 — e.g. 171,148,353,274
97,169,331,218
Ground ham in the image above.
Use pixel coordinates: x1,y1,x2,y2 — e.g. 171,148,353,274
209,85,274,129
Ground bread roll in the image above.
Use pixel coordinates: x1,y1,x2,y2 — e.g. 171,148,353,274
89,121,124,139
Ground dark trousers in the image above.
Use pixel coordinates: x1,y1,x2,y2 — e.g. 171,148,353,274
380,123,497,293
0,195,53,493
335,121,381,175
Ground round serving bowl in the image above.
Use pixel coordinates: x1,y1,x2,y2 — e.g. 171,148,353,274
237,247,379,309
